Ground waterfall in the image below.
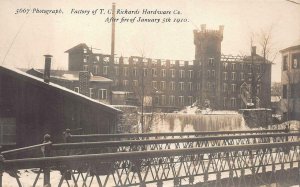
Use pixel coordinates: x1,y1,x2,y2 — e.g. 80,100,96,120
146,113,243,133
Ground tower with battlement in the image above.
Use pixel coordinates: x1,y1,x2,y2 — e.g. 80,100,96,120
193,24,224,109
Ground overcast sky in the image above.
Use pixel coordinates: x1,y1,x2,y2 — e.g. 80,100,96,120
0,0,300,82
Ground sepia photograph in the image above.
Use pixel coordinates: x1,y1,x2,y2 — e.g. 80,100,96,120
0,0,300,186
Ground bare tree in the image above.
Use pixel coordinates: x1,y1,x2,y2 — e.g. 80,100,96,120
248,26,278,108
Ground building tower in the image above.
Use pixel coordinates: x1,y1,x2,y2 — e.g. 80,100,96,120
193,24,224,109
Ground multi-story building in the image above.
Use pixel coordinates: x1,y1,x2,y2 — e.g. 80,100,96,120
65,25,272,111
280,44,300,120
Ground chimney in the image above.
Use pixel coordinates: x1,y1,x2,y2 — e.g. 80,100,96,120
79,71,90,96
43,55,52,83
200,24,206,31
251,46,256,56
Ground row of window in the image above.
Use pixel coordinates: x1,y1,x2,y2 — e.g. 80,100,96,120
223,72,261,82
223,97,237,108
117,80,199,92
85,65,197,79
283,54,300,71
222,62,262,72
74,87,108,100
154,95,194,106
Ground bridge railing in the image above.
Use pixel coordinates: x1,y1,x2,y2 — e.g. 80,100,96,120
52,132,300,156
66,129,289,142
2,132,299,160
1,141,300,187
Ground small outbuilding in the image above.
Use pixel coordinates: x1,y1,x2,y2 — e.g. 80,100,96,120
0,65,122,148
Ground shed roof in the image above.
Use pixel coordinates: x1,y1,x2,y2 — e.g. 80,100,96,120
1,65,121,114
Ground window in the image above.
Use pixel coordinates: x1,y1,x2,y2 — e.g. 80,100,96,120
83,48,87,54
89,88,94,98
152,68,157,77
209,58,214,67
170,82,175,90
133,68,137,77
152,59,158,65
293,58,299,69
223,62,228,70
123,80,128,87
223,83,228,92
103,66,108,75
93,66,98,75
211,70,215,79
161,81,166,90
223,72,228,80
240,72,244,81
179,82,184,91
161,60,167,66
132,57,139,64
257,84,261,94
230,98,236,108
188,70,193,79
180,70,185,78
207,82,211,90
248,73,252,81
240,63,244,70
103,57,110,63
207,70,211,78
231,84,236,93
171,69,175,78
133,80,138,87
283,85,287,99
188,82,192,91
114,67,119,76
98,89,107,100
114,57,120,64
152,81,157,89
232,63,236,70
247,64,252,72
83,55,89,63
179,96,184,106
179,61,185,67
74,87,79,93
283,56,288,71
162,69,166,77
143,68,148,77
83,65,88,71
123,67,128,77
160,95,165,105
231,72,236,81
169,95,175,106
143,58,148,65
197,83,201,91
223,97,227,108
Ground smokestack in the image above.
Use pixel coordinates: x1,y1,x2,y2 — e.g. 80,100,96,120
111,3,116,63
79,71,90,96
251,46,256,56
43,55,52,83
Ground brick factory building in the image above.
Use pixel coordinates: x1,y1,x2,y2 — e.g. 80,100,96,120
66,25,272,111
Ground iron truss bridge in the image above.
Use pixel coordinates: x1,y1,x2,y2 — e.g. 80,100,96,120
1,141,300,187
